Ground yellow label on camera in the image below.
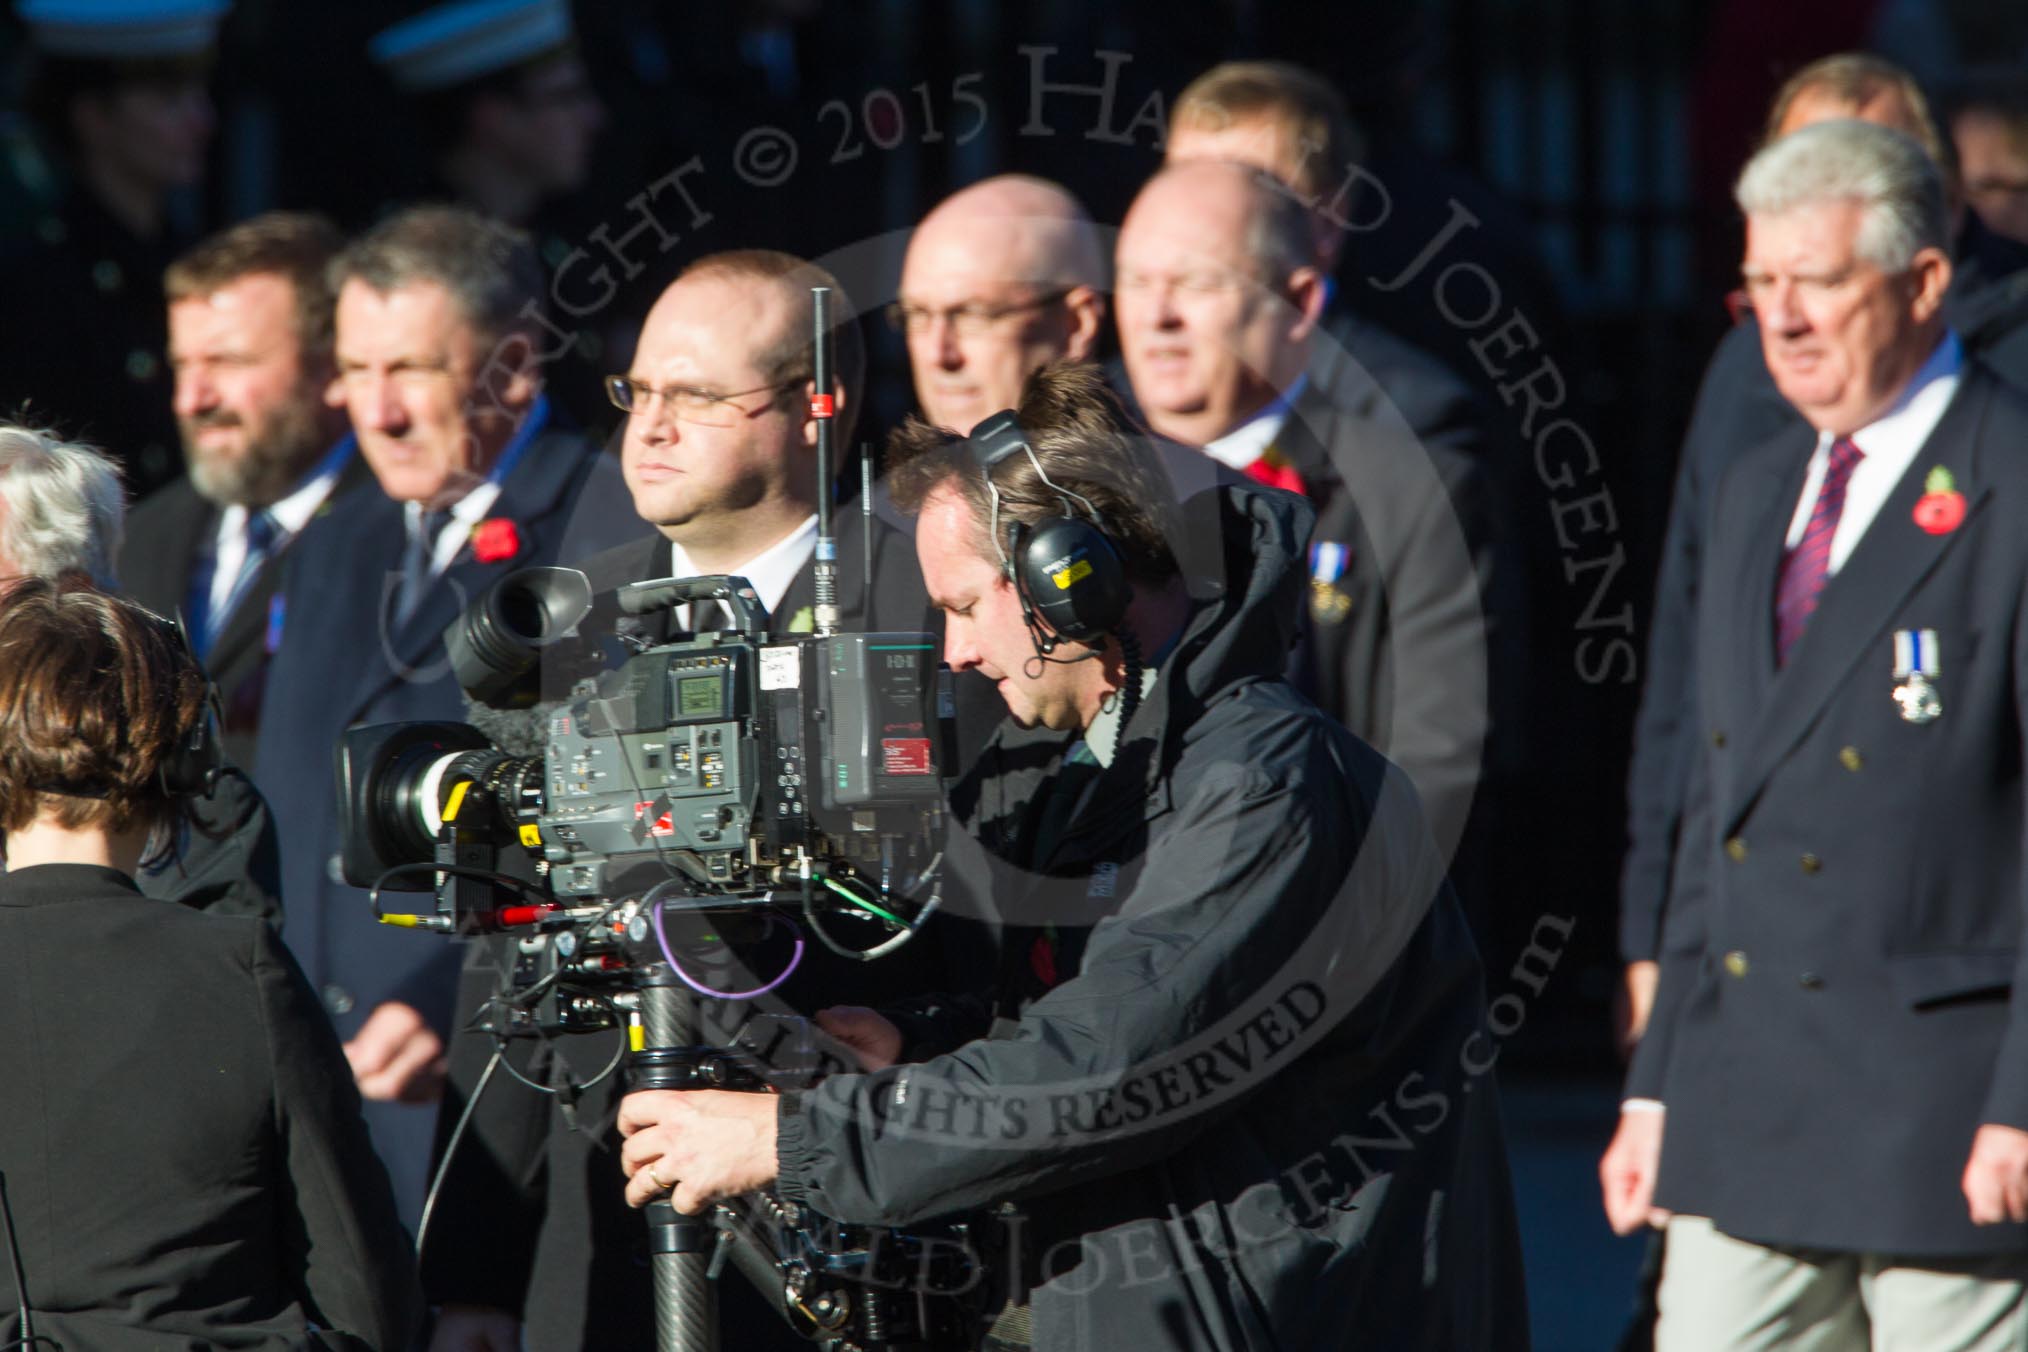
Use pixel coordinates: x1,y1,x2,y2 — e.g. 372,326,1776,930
518,824,542,848
1051,559,1092,590
443,781,471,823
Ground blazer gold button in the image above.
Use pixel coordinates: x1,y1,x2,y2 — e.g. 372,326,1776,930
1712,730,1727,748
1800,853,1821,874
1724,951,1749,977
1726,837,1748,862
1839,746,1863,772
1799,972,1824,990
321,984,356,1015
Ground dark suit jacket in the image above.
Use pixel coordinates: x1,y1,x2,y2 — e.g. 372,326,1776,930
1620,232,2028,963
1279,374,1509,874
1628,362,2028,1255
252,425,631,1223
421,509,984,1350
1316,307,1493,467
0,864,418,1351
122,452,374,769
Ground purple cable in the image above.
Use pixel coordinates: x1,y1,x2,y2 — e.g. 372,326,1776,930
650,899,804,999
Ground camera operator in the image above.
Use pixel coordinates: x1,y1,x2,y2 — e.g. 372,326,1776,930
422,250,975,1352
0,420,280,923
0,577,418,1351
615,362,1526,1349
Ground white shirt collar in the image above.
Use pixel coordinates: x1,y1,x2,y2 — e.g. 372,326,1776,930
668,514,819,622
1785,330,1965,570
207,438,355,620
1203,375,1308,472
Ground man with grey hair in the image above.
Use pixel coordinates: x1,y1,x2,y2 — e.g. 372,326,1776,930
253,204,628,1227
1617,54,2028,1063
0,421,281,923
1602,118,2028,1348
894,174,1108,435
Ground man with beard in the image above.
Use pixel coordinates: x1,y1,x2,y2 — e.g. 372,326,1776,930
122,211,367,769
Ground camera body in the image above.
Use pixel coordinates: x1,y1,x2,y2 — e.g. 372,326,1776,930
335,569,947,915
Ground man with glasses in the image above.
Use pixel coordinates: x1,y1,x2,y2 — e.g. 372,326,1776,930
252,204,629,1230
893,175,1107,436
422,248,958,1352
588,249,933,639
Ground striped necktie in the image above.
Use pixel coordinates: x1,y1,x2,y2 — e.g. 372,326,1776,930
1774,435,1865,666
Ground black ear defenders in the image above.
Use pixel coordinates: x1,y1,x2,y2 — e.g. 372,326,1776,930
966,410,1130,654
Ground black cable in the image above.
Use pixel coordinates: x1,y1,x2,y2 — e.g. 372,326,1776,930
1112,626,1143,763
0,1173,58,1352
415,1046,502,1263
798,883,889,961
366,861,551,921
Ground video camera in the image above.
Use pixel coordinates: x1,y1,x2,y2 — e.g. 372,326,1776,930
327,289,982,1352
335,565,948,941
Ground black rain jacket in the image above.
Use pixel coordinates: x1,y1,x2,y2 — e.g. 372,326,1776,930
775,485,1528,1350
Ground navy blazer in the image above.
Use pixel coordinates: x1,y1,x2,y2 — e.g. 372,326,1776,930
1629,362,2028,1256
1620,238,2028,963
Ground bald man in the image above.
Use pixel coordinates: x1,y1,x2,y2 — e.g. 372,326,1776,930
1118,158,1502,876
893,174,1106,434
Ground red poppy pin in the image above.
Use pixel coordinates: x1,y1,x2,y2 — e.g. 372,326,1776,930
472,517,522,563
1912,466,1966,535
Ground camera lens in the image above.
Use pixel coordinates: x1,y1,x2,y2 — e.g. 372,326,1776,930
447,566,594,708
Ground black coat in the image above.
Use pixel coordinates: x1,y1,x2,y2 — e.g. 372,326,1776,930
134,767,283,928
0,864,419,1351
1628,363,2028,1255
1619,227,2028,963
253,422,633,1225
121,450,374,770
776,486,1527,1350
420,509,996,1351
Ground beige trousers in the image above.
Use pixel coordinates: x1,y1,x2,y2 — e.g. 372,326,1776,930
1656,1215,2028,1352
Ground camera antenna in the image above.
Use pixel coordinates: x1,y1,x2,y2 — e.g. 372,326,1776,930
860,443,874,623
811,286,839,637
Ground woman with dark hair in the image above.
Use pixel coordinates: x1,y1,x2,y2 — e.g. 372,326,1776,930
0,578,419,1351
